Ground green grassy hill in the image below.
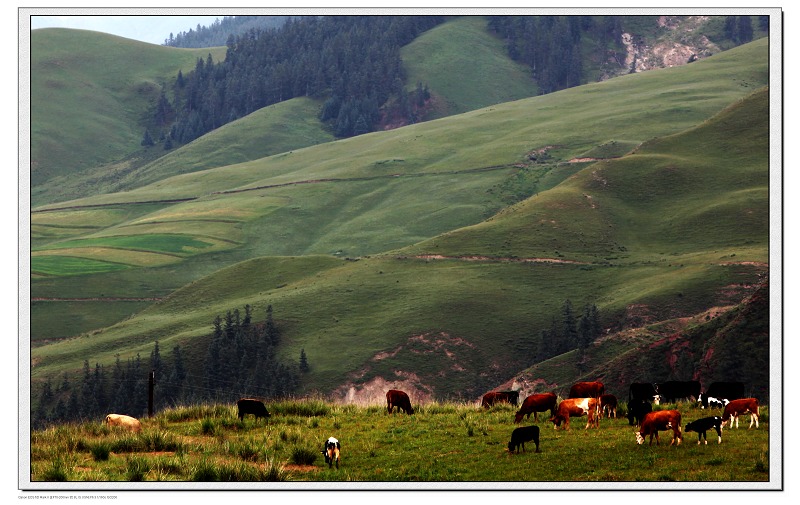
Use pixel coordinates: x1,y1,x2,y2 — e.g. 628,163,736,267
30,29,227,199
401,16,538,120
30,38,770,402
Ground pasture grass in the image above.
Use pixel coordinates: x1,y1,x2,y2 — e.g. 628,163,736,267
28,400,772,485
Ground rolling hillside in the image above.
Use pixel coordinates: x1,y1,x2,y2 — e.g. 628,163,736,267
30,29,227,199
29,38,770,404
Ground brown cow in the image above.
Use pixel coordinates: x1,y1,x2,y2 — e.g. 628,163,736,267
514,393,557,423
600,394,618,418
568,381,604,400
104,413,142,433
635,410,682,446
386,389,414,415
722,398,759,429
549,398,599,430
481,390,519,408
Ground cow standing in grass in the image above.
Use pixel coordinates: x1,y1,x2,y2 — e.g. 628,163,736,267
514,393,557,423
550,398,599,430
722,398,760,429
685,416,723,444
386,389,414,415
237,398,270,421
508,425,540,453
635,410,682,446
322,437,340,468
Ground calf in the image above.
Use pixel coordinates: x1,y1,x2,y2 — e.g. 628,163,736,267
685,416,723,444
722,398,759,429
550,398,599,430
104,413,142,433
627,398,653,427
600,394,617,418
635,409,682,446
514,393,557,423
386,389,414,415
508,425,540,453
322,437,341,468
237,398,270,421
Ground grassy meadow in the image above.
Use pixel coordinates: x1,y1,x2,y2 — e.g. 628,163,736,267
28,398,771,485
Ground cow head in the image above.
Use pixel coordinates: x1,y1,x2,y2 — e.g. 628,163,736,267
635,431,645,445
549,414,565,428
653,395,661,405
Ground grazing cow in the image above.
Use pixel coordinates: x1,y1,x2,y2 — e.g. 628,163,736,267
514,393,558,423
722,398,760,429
627,398,653,427
700,382,746,409
550,398,599,430
481,390,520,408
508,425,540,453
629,382,659,403
386,389,414,415
655,380,701,403
237,398,271,421
635,410,682,446
600,394,618,418
685,416,723,445
322,437,340,468
104,414,142,433
568,381,604,400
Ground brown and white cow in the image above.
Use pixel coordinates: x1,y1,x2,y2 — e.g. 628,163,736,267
635,410,682,446
481,390,520,408
568,381,604,400
104,413,142,433
514,393,558,423
599,394,617,418
386,389,414,415
721,398,759,429
550,398,599,430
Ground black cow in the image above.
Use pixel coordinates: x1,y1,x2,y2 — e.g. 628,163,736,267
655,380,701,403
237,398,270,421
685,416,723,445
629,382,658,403
699,382,745,409
627,398,653,427
508,425,540,453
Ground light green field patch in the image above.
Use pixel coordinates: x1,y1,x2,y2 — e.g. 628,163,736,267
123,193,285,226
36,234,216,256
32,247,184,267
31,255,130,277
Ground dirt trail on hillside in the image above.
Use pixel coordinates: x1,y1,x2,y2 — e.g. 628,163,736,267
402,254,587,265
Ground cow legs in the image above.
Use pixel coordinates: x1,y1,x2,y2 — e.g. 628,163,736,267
749,413,759,429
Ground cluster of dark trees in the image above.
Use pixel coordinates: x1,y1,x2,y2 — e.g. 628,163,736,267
163,16,293,48
723,16,759,45
32,305,304,429
488,15,624,94
158,15,444,146
537,300,603,367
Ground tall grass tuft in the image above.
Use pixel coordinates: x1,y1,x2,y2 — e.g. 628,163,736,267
41,457,70,481
270,398,331,417
290,445,318,465
89,441,112,461
125,456,151,482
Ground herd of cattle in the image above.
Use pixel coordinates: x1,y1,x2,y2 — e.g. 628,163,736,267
479,380,761,452
99,381,762,468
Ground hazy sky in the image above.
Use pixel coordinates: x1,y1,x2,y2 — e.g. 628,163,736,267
29,15,226,45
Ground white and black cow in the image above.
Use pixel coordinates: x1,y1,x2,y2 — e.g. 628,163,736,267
322,437,341,468
699,381,745,409
685,416,723,444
